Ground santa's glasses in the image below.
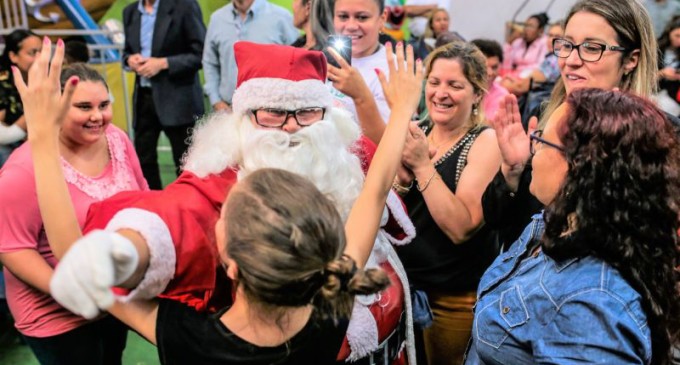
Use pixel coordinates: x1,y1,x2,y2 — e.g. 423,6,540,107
250,107,326,128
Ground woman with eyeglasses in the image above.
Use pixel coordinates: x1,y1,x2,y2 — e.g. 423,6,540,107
466,87,680,365
482,0,665,250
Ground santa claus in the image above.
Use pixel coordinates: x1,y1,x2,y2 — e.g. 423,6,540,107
50,42,416,364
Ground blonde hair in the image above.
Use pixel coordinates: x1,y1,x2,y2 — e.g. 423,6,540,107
541,0,657,127
423,8,449,39
424,41,488,128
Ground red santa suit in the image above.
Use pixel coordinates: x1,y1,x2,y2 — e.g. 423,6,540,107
83,139,415,363
82,42,417,364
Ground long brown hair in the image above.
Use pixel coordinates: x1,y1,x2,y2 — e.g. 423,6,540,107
541,0,657,127
543,89,680,365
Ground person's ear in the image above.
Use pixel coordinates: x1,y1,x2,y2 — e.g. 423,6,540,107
8,51,18,65
474,91,483,106
379,7,388,26
623,49,640,75
225,259,239,280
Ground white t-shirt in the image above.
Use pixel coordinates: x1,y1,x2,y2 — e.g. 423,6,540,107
330,45,391,124
406,0,451,38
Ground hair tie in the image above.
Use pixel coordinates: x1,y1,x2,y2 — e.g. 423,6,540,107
339,255,357,290
323,255,357,291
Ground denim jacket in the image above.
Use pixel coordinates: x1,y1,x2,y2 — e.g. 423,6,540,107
464,214,651,365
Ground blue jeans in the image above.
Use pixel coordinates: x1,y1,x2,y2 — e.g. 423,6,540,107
22,315,127,365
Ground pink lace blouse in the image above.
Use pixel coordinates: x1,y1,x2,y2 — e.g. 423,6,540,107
0,125,148,337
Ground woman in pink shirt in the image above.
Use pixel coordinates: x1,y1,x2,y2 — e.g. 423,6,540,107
503,13,550,77
472,38,510,121
0,59,148,364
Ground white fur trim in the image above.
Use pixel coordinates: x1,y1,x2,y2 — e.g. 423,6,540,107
345,231,415,363
385,190,416,246
232,78,333,117
346,303,379,361
386,243,417,365
182,112,243,178
106,208,176,301
345,230,387,359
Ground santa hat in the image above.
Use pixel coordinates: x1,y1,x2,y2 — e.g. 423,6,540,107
231,42,334,117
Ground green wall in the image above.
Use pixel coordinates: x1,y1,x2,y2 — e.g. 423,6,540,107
100,0,294,25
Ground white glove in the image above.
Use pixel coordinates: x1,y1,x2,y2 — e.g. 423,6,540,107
50,230,139,319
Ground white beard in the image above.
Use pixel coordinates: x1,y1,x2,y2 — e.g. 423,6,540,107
183,108,365,220
183,109,417,363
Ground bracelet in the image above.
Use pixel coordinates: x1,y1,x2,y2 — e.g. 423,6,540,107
416,169,438,192
392,179,413,195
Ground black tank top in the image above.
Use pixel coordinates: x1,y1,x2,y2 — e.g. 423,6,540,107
396,124,499,292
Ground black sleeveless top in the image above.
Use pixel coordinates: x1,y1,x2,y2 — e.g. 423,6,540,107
396,124,499,292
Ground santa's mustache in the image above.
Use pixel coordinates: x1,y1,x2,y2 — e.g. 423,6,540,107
238,119,365,220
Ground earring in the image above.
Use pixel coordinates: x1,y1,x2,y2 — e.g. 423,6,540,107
472,105,479,116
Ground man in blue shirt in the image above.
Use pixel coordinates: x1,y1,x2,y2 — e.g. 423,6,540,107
123,0,205,190
203,0,299,112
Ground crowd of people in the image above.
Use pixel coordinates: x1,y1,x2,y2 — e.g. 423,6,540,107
1,0,680,365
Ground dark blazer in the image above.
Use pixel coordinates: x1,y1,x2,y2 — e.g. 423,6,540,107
123,0,206,127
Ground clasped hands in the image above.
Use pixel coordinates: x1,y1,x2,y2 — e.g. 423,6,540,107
128,53,168,78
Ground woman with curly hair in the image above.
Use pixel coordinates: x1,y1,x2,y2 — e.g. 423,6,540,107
465,88,680,364
483,0,664,249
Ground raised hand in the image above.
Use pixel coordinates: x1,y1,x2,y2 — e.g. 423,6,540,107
343,42,423,268
490,94,536,190
12,37,78,144
376,42,423,116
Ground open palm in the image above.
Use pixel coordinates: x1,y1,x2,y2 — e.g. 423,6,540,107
490,94,536,169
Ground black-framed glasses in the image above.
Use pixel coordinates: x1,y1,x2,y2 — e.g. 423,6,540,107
552,38,627,62
530,130,565,156
250,107,326,128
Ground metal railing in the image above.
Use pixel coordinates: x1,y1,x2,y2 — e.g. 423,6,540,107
0,0,29,30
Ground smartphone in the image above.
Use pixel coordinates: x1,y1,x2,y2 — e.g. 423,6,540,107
324,35,352,68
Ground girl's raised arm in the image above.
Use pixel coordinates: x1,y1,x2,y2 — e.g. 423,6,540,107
12,37,81,258
14,38,160,344
343,42,423,267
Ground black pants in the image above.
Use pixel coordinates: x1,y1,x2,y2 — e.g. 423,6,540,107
134,87,193,190
22,315,128,365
